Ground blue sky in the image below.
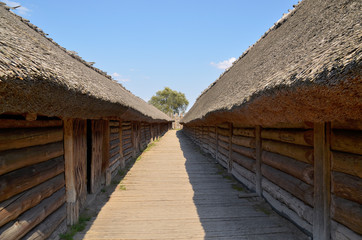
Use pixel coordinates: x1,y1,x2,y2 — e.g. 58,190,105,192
4,0,299,111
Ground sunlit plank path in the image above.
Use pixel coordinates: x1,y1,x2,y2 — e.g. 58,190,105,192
75,130,308,240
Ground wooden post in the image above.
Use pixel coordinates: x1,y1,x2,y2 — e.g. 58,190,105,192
119,120,125,169
255,126,262,196
313,122,331,240
103,120,110,186
228,123,233,173
63,119,79,225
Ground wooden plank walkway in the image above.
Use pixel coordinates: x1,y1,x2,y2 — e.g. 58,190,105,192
75,130,309,240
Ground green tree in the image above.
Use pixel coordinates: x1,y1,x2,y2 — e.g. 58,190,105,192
149,87,189,115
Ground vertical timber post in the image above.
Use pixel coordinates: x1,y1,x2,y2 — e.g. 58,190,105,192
228,122,233,173
255,125,262,196
103,120,111,186
63,118,79,225
313,122,331,240
119,120,125,169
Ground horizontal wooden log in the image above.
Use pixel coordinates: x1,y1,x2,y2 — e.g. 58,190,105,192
123,129,132,135
231,163,255,189
109,146,120,158
232,135,255,148
0,119,62,129
122,138,132,145
122,125,132,131
110,132,119,141
233,128,255,137
218,140,229,151
110,127,119,133
0,156,64,202
109,157,121,173
109,139,119,149
0,174,64,227
262,140,313,164
208,127,216,132
332,120,362,131
263,122,313,129
109,152,121,164
123,143,133,150
0,141,63,176
109,121,120,127
231,151,255,172
262,151,314,185
261,129,313,146
261,164,313,206
217,123,230,129
232,144,256,159
262,178,313,224
218,146,229,158
0,127,63,151
217,152,228,166
331,129,362,155
123,147,133,156
23,204,66,240
209,132,216,138
0,188,66,240
332,172,362,204
218,134,229,143
331,220,362,240
331,151,362,178
217,128,231,137
331,195,362,235
123,133,132,140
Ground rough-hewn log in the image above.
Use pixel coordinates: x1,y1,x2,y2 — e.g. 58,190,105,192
331,220,362,240
217,123,230,129
123,142,132,150
0,119,62,129
0,174,64,227
261,129,313,146
261,164,313,206
332,120,362,131
109,121,119,127
262,140,313,164
22,204,66,240
232,135,255,148
331,195,362,235
0,188,66,240
109,139,119,149
332,172,362,204
331,129,362,155
122,138,132,145
262,151,314,185
263,122,313,129
217,128,231,137
218,145,229,158
102,120,110,174
233,128,255,137
0,141,63,176
123,129,132,136
0,127,63,151
231,144,256,159
218,140,229,151
218,134,229,143
109,153,121,165
231,151,255,172
109,146,120,158
110,132,119,141
110,127,119,134
209,132,216,138
122,125,132,131
0,156,64,202
123,147,133,156
231,163,255,189
123,133,132,140
331,151,362,178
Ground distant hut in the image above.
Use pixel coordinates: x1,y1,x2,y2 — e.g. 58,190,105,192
182,0,361,239
0,4,171,239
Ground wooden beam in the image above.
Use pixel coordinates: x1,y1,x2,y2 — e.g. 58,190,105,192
331,151,362,178
25,113,37,121
313,122,331,240
0,119,62,128
261,129,313,146
255,126,262,196
228,123,233,172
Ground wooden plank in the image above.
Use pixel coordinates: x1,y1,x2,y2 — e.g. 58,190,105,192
313,122,331,240
102,120,110,174
0,127,63,151
331,151,362,178
110,132,119,141
233,128,255,137
263,122,313,129
0,141,63,176
0,119,62,129
0,174,64,227
232,135,255,148
109,121,120,127
332,120,362,131
261,129,313,146
231,151,255,172
109,146,120,158
262,140,313,164
331,220,362,240
0,156,64,202
218,139,229,151
110,138,119,149
109,153,121,165
331,172,362,204
0,188,66,240
262,151,314,185
218,134,229,143
331,129,362,155
110,127,119,133
228,123,233,172
217,127,231,137
232,144,256,159
90,120,104,194
255,126,262,196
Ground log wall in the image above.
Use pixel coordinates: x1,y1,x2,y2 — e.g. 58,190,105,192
0,116,66,240
183,121,362,239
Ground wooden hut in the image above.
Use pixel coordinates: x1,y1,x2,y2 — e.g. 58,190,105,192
0,4,172,239
182,0,361,239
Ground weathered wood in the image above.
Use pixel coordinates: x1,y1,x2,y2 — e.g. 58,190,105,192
123,142,132,150
123,129,132,136
261,129,313,146
231,162,256,188
217,145,229,158
233,128,255,137
0,188,66,240
262,151,314,185
231,151,255,172
313,122,331,240
109,146,120,158
262,140,313,164
0,127,63,151
110,132,119,141
255,126,262,196
261,164,313,206
0,174,64,227
109,153,121,165
123,133,132,140
122,138,132,145
217,134,229,143
110,138,119,149
217,127,231,137
218,139,229,151
0,156,64,202
232,144,256,159
331,195,362,235
22,204,66,240
332,120,362,131
331,220,362,240
90,120,104,194
0,119,62,129
228,123,233,172
110,127,119,133
332,172,362,204
102,120,110,174
217,123,230,129
263,122,313,129
232,135,255,148
331,151,362,178
109,121,120,127
331,129,362,155
0,141,63,176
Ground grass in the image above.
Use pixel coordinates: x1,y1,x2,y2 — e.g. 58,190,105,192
119,184,126,190
59,215,91,240
231,184,244,192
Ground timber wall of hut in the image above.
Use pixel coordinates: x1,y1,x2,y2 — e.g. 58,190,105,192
183,121,362,239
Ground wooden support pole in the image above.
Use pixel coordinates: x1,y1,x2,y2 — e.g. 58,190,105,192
103,120,111,186
228,123,233,172
313,122,331,240
255,125,262,196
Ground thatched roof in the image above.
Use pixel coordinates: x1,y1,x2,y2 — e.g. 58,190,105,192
0,5,171,122
182,0,361,126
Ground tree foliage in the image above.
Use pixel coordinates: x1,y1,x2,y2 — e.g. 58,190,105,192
149,87,189,115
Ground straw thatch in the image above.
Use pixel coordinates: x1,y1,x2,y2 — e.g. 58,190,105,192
0,5,171,122
182,0,361,126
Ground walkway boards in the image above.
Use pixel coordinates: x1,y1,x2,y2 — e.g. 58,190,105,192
75,130,308,240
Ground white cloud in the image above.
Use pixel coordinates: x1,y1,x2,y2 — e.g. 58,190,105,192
112,72,130,83
210,57,236,70
3,0,30,16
